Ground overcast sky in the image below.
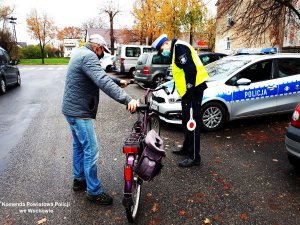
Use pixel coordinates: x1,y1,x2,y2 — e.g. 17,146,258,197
4,0,217,44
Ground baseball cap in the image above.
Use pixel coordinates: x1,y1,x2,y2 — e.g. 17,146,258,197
89,34,111,54
151,34,168,51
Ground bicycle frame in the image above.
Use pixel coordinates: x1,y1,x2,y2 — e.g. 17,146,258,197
123,91,151,200
122,81,169,222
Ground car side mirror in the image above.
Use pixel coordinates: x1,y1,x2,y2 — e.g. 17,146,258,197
236,78,251,85
137,61,142,65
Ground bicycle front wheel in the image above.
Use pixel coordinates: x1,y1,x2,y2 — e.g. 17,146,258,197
125,176,142,223
147,113,161,136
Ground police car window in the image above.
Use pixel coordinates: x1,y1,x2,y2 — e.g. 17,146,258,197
205,59,250,81
125,47,141,57
238,60,272,82
278,58,300,77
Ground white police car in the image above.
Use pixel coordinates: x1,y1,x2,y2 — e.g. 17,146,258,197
151,52,300,131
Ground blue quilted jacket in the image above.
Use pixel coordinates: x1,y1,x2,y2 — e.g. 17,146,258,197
62,44,132,119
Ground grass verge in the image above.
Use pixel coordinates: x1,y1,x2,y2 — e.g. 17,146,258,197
19,58,70,65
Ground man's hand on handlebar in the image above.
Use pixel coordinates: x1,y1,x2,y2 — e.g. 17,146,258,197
127,99,139,113
120,79,129,88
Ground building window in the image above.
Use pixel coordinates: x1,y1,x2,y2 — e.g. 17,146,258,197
226,37,231,50
227,12,234,26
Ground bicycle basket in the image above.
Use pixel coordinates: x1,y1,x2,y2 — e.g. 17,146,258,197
135,130,165,181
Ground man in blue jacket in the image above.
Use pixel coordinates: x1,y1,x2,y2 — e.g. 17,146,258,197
62,34,138,205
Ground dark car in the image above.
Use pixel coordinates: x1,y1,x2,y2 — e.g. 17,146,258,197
166,52,227,81
198,52,227,65
0,47,21,95
285,103,300,168
134,52,171,87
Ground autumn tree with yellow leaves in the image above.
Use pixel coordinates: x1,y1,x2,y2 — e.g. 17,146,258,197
132,0,162,45
181,0,208,45
132,0,208,46
57,26,82,40
26,9,57,64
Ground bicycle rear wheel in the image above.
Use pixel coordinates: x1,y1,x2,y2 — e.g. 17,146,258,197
148,113,161,136
125,176,142,223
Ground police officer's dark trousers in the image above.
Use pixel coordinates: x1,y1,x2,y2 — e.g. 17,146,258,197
181,82,207,162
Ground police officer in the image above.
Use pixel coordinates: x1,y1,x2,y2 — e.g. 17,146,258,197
151,34,208,167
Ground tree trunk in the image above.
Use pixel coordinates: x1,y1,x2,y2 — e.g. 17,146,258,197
189,27,193,46
41,46,45,64
110,14,114,55
39,40,45,64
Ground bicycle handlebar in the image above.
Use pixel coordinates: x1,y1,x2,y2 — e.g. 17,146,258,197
128,79,170,95
136,104,149,111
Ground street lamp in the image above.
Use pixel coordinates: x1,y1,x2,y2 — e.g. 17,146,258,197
8,16,18,60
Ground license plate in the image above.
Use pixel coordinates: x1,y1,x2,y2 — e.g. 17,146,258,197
137,70,141,73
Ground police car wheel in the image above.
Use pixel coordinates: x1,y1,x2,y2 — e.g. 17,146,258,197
199,102,227,132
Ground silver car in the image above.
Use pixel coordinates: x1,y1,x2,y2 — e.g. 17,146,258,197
134,52,171,87
151,53,300,131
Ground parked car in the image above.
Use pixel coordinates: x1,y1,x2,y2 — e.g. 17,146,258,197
99,53,115,72
151,53,300,131
165,52,227,81
285,103,300,168
0,47,21,95
199,52,227,65
115,45,154,76
134,52,171,87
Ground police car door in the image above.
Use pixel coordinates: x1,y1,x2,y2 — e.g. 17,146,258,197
230,59,277,118
275,57,300,112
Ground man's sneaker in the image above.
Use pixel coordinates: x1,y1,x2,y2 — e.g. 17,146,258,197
86,192,113,205
178,158,201,167
73,179,87,192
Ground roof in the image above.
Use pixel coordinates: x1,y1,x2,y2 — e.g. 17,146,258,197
17,42,27,48
199,52,227,56
86,28,135,47
224,53,300,63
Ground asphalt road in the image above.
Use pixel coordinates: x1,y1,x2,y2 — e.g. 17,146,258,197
0,65,299,225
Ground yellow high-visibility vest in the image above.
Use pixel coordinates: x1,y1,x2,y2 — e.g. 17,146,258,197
172,40,209,97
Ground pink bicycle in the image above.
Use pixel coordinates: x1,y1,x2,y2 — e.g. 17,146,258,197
122,80,169,223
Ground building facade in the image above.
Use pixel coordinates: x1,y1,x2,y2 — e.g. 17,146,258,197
215,0,300,54
63,39,81,57
283,0,300,52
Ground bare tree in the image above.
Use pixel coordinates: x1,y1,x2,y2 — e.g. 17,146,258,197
100,0,120,54
0,3,16,56
217,0,300,46
81,17,106,30
26,9,57,64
